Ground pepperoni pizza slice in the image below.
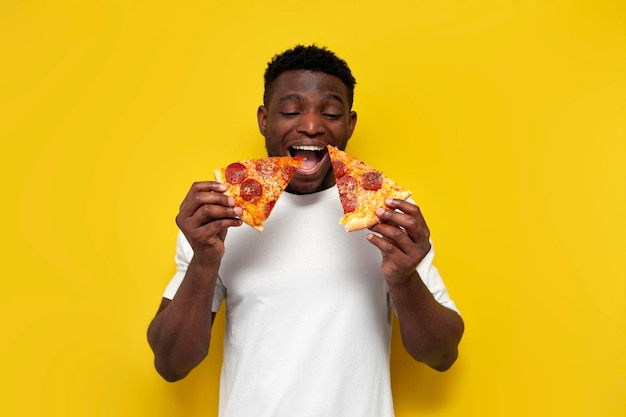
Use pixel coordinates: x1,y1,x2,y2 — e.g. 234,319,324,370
327,145,412,232
214,156,304,232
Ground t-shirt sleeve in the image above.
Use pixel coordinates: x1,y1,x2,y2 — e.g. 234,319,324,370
414,241,460,314
162,230,225,313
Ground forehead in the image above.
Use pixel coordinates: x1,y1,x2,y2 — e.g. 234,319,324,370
266,70,349,105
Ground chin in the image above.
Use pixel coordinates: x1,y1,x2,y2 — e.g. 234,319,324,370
284,160,336,194
286,183,319,195
285,179,320,195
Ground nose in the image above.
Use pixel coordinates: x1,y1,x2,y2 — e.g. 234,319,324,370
296,111,325,136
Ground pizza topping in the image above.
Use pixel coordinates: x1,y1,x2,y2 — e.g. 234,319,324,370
360,171,383,191
255,159,279,178
264,199,277,218
340,194,357,213
337,175,357,214
240,179,263,202
337,174,357,193
225,162,247,184
281,163,299,182
331,159,348,179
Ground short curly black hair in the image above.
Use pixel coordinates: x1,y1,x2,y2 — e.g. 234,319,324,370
263,44,357,108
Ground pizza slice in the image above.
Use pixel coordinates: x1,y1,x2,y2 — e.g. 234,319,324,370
327,145,411,232
213,156,304,232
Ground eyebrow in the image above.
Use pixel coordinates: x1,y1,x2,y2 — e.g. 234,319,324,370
278,93,346,105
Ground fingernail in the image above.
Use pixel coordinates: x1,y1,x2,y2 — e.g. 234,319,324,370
376,208,386,217
228,197,236,206
234,207,243,216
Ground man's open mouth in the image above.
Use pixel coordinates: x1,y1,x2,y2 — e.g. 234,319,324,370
288,145,328,172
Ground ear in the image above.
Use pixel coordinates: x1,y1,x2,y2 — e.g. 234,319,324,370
257,105,268,136
347,110,358,139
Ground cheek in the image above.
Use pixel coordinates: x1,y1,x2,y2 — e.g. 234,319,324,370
265,120,292,141
330,124,352,143
263,125,284,156
264,136,278,155
265,119,288,137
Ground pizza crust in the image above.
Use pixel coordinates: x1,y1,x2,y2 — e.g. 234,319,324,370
340,213,379,232
340,188,411,232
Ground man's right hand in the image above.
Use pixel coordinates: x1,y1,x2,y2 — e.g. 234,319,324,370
175,181,243,264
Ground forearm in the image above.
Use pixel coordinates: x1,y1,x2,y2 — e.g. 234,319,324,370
147,257,220,381
389,270,464,371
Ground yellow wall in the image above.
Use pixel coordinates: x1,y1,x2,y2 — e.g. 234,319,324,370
2,1,624,416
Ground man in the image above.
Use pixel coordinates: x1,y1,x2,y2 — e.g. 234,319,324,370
148,45,464,417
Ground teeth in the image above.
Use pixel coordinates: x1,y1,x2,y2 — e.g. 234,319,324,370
292,145,324,151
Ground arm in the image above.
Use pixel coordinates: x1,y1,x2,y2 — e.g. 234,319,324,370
147,181,242,382
367,199,464,371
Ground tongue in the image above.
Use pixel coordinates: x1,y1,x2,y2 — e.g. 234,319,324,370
293,150,321,170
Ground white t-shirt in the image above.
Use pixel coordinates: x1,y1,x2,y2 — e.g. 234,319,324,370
163,186,458,417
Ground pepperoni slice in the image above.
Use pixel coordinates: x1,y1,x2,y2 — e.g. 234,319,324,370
281,164,298,182
240,179,263,202
337,174,356,193
255,159,278,178
225,162,247,184
264,199,277,218
340,193,357,213
361,171,383,191
332,160,348,178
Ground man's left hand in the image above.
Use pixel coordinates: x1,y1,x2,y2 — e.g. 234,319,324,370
367,199,431,286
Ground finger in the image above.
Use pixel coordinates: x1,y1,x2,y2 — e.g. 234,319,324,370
369,221,413,256
187,180,228,194
376,200,430,240
179,202,242,229
192,216,243,240
366,232,399,256
179,209,243,247
192,203,242,225
383,198,418,213
179,181,232,217
368,223,423,268
371,206,431,262
366,232,415,272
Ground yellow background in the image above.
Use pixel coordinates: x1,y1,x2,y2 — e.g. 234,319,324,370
2,1,624,416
